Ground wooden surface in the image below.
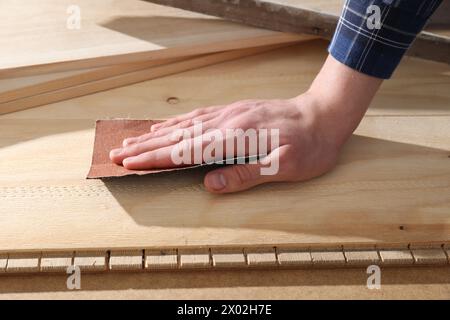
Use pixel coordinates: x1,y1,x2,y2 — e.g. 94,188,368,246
0,267,448,299
0,0,309,77
0,41,449,256
1,44,304,115
144,0,450,63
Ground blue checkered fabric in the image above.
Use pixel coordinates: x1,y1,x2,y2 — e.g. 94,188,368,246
329,0,443,79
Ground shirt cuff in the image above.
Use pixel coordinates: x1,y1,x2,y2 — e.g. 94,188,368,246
328,0,441,79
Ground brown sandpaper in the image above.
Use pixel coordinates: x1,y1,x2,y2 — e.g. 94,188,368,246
87,119,198,179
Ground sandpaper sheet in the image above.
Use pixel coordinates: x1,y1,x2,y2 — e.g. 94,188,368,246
87,119,198,179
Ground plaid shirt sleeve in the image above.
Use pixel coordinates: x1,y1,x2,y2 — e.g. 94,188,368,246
328,0,443,79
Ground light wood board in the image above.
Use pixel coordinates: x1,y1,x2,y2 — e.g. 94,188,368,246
0,56,186,104
0,43,305,115
144,0,450,63
2,41,448,118
0,0,311,77
0,42,448,271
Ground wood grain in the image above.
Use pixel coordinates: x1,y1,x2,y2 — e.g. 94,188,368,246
0,254,7,273
0,57,186,104
378,246,415,266
2,42,448,119
211,248,247,268
409,244,448,265
144,0,450,63
0,41,312,106
0,43,448,257
73,251,108,272
311,249,346,266
0,43,304,115
6,253,41,273
145,249,178,270
109,250,143,271
276,248,312,267
179,249,211,269
245,248,278,267
40,251,74,273
344,251,380,266
0,0,310,77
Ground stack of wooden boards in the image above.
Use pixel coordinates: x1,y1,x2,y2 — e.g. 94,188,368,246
0,0,449,274
0,0,315,115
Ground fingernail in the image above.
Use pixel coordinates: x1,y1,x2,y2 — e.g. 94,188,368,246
150,124,159,132
208,173,227,190
122,158,131,168
109,148,122,158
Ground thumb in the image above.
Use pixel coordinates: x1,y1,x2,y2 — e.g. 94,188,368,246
204,149,283,194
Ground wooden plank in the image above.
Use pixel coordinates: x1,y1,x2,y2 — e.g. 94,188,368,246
109,250,143,271
311,249,346,266
40,251,73,272
6,253,40,273
276,248,312,267
0,40,313,106
0,56,185,104
73,251,108,272
0,123,448,251
0,0,311,77
145,0,450,63
246,248,278,267
179,249,211,269
0,43,301,115
211,248,247,268
0,43,449,254
145,249,178,270
3,42,447,119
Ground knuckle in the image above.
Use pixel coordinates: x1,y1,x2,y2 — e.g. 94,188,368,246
232,165,254,185
191,108,204,117
178,119,192,128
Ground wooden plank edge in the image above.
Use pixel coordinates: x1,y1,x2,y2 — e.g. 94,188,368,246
0,41,308,115
0,243,448,274
0,33,313,78
0,56,188,104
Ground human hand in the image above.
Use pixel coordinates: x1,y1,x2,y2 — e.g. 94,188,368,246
110,55,382,194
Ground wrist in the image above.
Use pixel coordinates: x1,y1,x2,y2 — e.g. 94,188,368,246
299,54,383,148
292,92,352,152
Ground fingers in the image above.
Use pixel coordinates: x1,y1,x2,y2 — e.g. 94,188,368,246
150,105,223,132
204,146,288,194
122,144,178,170
123,112,220,147
110,134,175,164
111,118,218,164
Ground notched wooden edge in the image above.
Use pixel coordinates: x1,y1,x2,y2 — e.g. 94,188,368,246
5,252,41,273
245,247,278,267
109,250,143,271
0,243,448,274
73,251,108,272
276,247,312,266
0,253,9,273
211,248,246,268
310,246,346,266
40,251,74,272
377,244,414,265
178,248,211,269
145,249,179,270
